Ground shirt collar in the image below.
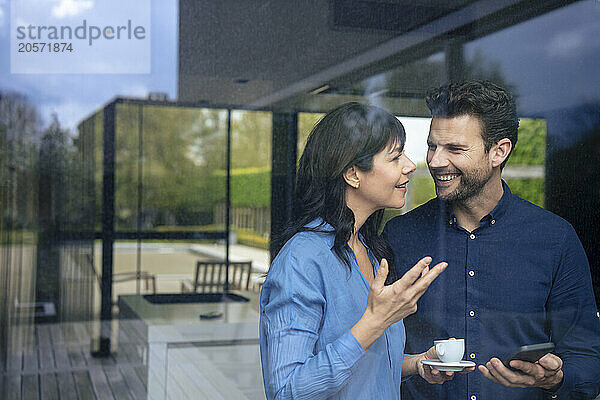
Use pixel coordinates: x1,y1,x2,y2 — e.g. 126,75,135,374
304,217,370,253
443,180,514,227
304,217,336,232
304,217,336,247
486,180,513,222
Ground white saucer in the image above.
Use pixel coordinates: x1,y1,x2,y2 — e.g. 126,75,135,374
421,359,476,372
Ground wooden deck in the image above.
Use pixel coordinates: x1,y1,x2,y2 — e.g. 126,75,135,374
166,343,263,400
1,321,147,400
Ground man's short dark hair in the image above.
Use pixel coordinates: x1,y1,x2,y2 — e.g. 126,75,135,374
425,80,519,169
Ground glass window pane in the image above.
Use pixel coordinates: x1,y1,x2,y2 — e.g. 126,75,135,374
230,110,272,253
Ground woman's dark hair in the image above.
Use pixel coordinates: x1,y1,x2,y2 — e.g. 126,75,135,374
272,102,406,281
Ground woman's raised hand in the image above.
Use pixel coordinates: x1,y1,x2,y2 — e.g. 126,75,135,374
351,257,447,351
368,257,446,326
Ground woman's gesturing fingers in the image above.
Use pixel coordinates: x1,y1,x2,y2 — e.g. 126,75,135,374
364,257,446,329
393,258,447,296
372,258,389,292
391,260,446,315
396,257,432,288
411,261,447,296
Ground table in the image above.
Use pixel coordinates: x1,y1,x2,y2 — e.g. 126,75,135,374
118,292,262,400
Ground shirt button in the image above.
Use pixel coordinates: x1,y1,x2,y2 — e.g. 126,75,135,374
491,219,496,225
551,395,557,399
468,270,475,277
470,353,476,359
470,233,476,240
469,310,475,317
471,396,477,400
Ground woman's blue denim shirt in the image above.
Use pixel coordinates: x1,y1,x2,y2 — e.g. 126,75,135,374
260,219,406,399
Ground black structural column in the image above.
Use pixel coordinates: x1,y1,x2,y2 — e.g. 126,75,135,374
225,109,231,293
95,101,116,357
270,112,298,260
35,123,66,323
545,106,600,308
445,41,465,83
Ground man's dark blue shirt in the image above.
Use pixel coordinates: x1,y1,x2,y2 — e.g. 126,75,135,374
384,182,600,399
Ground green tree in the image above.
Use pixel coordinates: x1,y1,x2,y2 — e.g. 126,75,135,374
0,91,41,236
109,104,228,228
231,111,272,169
298,113,324,163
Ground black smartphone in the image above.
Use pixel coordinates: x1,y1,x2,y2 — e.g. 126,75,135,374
502,342,555,369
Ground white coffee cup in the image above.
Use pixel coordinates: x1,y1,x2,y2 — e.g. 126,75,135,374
434,339,465,363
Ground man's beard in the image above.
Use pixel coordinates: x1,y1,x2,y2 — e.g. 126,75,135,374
431,164,493,203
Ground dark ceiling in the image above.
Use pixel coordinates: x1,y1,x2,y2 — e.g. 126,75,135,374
178,0,573,115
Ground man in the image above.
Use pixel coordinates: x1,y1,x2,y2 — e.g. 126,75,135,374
384,80,600,399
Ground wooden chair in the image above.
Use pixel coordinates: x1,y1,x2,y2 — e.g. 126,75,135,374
113,271,156,293
180,261,252,293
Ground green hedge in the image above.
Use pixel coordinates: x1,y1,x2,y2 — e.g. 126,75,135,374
212,167,270,207
411,175,436,208
508,119,546,166
237,228,269,250
505,178,544,207
232,168,270,207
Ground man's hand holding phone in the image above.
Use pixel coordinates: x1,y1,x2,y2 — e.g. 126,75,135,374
478,343,564,391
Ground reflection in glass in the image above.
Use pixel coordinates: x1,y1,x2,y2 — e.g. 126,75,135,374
106,104,229,298
228,110,272,249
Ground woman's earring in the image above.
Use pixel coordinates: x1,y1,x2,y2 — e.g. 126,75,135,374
355,182,360,189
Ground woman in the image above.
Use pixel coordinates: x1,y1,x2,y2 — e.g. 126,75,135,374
260,102,448,399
